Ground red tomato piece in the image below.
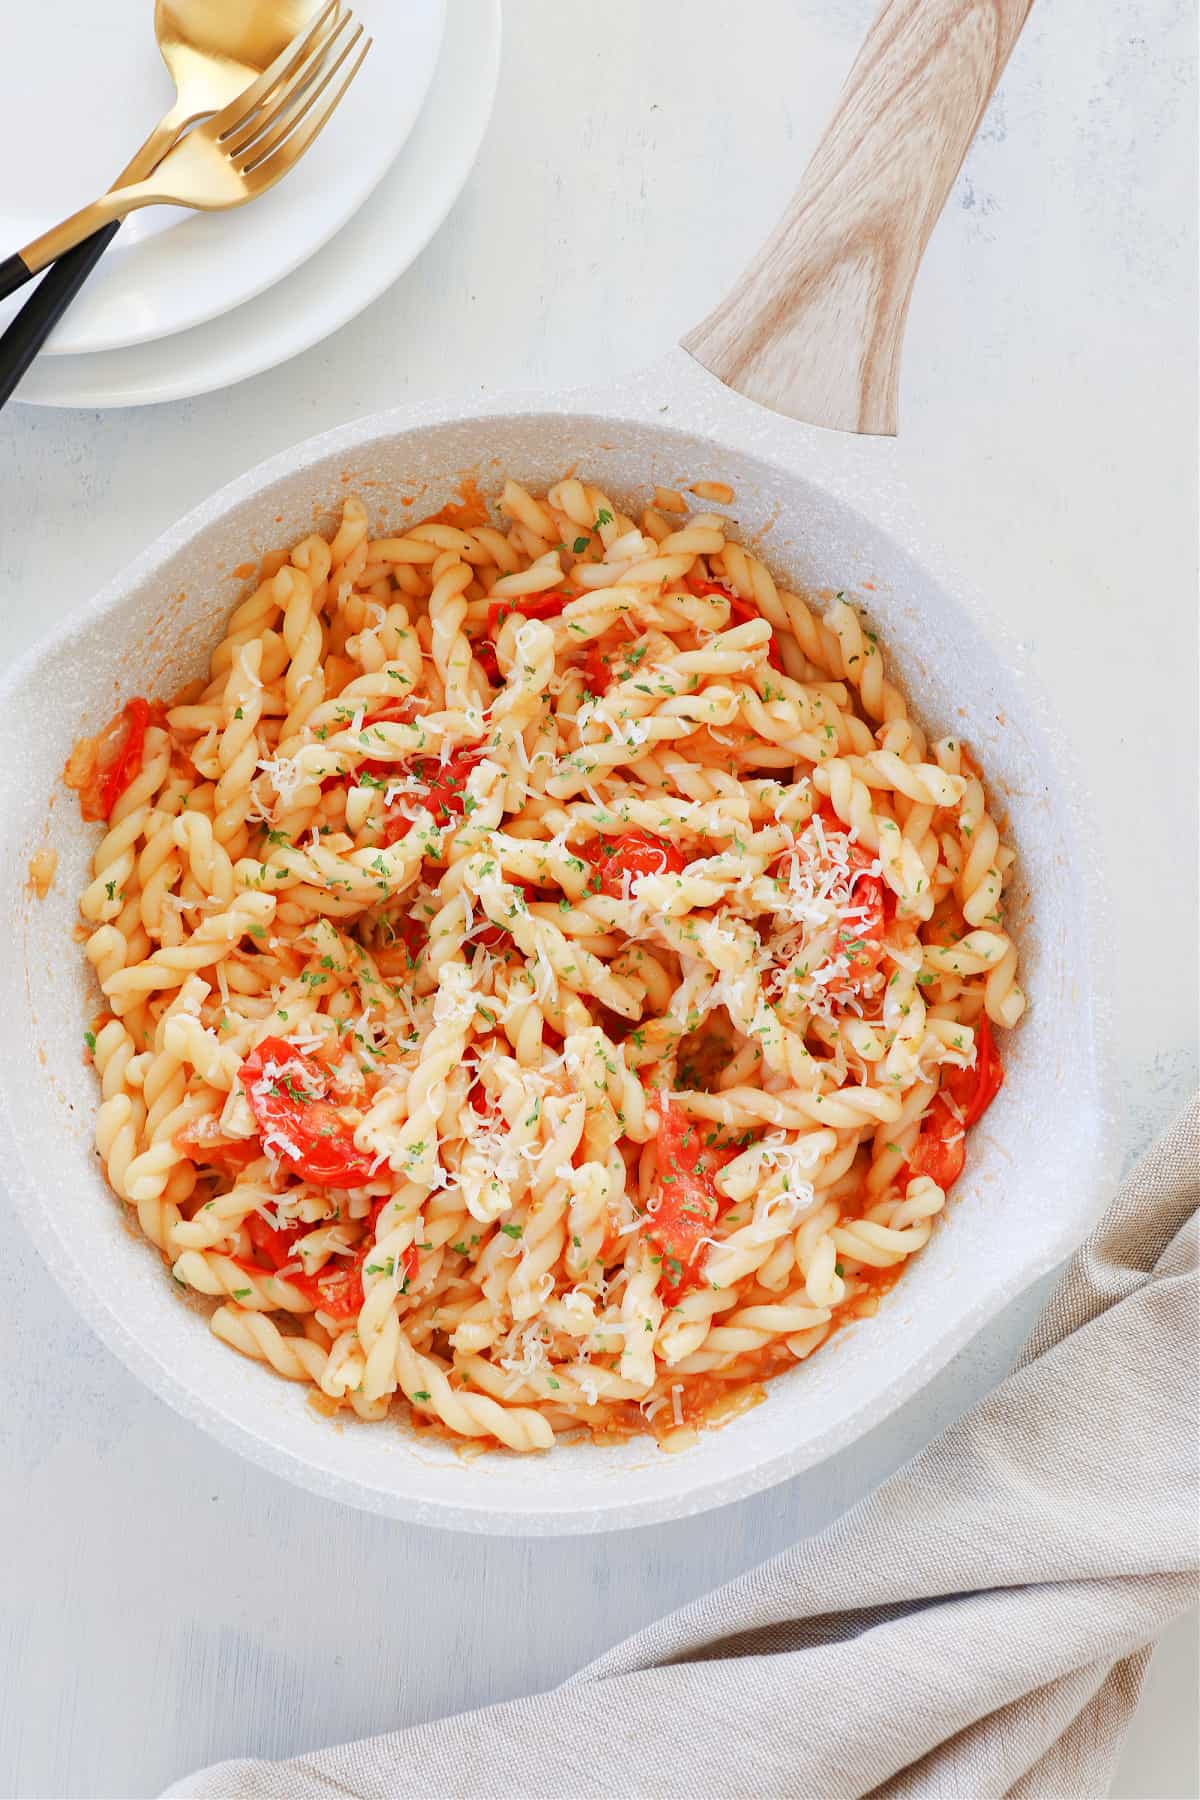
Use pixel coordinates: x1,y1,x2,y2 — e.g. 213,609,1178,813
474,640,501,685
245,1217,419,1320
377,744,487,842
905,1020,1003,1192
410,745,487,823
812,801,874,870
245,1209,307,1269
306,1257,365,1321
579,644,611,697
362,698,422,727
475,592,572,685
388,909,429,964
939,1014,1004,1127
239,1037,376,1188
486,591,570,636
98,698,151,820
836,868,886,984
326,704,425,802
820,806,887,958
686,575,733,601
647,1098,737,1299
728,595,785,673
332,699,435,807
905,1099,967,1190
315,1242,420,1319
246,1211,357,1320
687,574,784,672
584,831,688,900
813,803,898,933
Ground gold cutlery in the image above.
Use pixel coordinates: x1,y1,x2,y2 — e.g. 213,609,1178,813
147,0,344,179
0,0,367,300
0,0,344,407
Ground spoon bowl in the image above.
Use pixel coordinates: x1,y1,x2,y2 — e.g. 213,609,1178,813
151,0,328,170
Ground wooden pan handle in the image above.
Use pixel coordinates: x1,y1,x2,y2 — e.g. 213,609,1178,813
682,0,1034,435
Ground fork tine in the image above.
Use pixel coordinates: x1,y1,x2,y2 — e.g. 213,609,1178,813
236,22,364,171
240,34,371,185
210,0,342,137
222,13,356,160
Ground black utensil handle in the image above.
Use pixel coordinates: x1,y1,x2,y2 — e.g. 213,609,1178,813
0,223,121,408
0,251,36,301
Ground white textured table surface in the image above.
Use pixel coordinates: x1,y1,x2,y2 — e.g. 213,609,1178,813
1,3,1195,1796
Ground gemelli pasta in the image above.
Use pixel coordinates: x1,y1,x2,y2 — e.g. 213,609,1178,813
71,473,1024,1452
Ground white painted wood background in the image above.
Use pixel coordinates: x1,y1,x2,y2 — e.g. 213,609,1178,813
0,2,1195,1795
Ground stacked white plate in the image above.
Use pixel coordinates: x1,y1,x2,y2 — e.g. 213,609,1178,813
1,0,501,407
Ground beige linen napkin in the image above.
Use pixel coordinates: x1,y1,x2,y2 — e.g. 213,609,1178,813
166,1102,1199,1800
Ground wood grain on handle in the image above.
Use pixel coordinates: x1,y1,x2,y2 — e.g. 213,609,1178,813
682,0,1034,435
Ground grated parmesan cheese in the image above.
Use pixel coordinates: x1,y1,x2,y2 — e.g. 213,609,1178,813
256,753,308,807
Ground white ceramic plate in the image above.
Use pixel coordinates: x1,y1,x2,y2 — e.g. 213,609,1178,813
0,360,1116,1533
0,0,446,356
12,0,499,407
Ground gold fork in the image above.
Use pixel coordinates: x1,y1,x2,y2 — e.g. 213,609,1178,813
0,0,369,299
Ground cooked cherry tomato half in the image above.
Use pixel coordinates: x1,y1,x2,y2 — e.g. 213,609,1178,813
333,703,422,790
939,1014,1004,1127
305,1240,420,1321
486,591,570,636
68,697,167,822
362,698,423,727
306,1257,367,1321
647,1097,737,1299
98,698,152,820
239,1037,376,1188
378,744,487,843
906,1018,1003,1191
830,846,886,986
687,574,785,672
475,592,571,685
904,1099,967,1190
578,645,611,696
245,1209,307,1270
386,909,429,966
474,640,501,684
584,831,688,899
244,1211,418,1319
410,745,487,822
330,697,435,809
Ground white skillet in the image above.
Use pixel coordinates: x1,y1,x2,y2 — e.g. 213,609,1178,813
0,0,1115,1534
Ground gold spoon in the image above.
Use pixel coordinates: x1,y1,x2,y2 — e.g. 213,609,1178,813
134,0,331,183
0,0,327,404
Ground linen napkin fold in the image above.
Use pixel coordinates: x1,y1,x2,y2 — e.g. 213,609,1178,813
166,1102,1199,1800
